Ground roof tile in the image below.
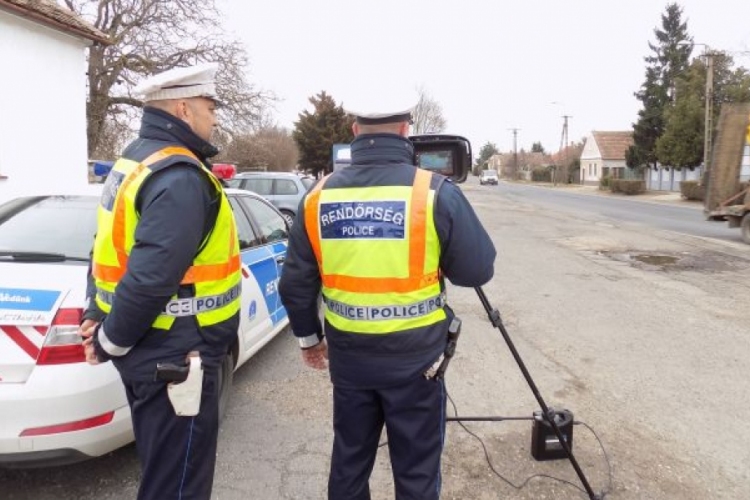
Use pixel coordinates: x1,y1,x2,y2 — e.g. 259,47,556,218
592,131,633,160
0,0,109,44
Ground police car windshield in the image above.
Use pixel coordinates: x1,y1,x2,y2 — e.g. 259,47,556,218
0,196,98,262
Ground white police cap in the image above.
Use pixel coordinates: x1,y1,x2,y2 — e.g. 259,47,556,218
134,63,220,103
343,89,417,125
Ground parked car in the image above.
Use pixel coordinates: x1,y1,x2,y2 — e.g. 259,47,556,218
479,169,499,185
0,189,289,467
227,172,316,225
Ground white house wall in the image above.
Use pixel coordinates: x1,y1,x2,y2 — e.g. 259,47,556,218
580,133,601,185
581,159,602,184
0,10,90,204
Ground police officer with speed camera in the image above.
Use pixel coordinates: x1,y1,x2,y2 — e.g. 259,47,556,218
79,63,240,500
278,94,496,499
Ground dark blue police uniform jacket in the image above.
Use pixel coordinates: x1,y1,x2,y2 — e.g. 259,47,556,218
86,107,239,381
279,134,496,389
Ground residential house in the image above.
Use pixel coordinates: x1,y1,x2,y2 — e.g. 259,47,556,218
550,141,585,184
0,0,108,204
579,131,634,185
489,151,550,180
486,154,504,176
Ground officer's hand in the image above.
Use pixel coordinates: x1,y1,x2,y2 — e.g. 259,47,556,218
82,336,101,365
78,320,101,365
301,341,328,370
78,319,98,339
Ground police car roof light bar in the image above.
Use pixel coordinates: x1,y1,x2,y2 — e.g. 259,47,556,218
446,286,602,500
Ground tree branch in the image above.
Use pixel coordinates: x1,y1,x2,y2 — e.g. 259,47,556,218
110,96,143,107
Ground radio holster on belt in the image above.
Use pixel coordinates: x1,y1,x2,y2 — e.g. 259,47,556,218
424,316,462,380
155,351,203,417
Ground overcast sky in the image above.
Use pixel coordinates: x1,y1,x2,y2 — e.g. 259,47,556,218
222,0,750,155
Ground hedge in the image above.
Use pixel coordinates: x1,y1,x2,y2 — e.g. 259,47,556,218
679,180,705,201
531,168,552,182
610,179,646,195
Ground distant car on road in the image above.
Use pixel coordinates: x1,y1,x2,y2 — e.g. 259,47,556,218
480,169,499,185
227,172,315,225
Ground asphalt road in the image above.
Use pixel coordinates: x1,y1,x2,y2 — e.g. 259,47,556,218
2,177,749,499
491,181,743,244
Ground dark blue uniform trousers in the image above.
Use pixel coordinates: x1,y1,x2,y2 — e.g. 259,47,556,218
328,376,446,500
123,369,220,500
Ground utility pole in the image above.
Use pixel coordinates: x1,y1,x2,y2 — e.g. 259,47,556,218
555,115,572,186
509,128,520,179
680,42,716,184
703,50,715,180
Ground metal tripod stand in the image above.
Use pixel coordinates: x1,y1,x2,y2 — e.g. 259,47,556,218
445,287,600,500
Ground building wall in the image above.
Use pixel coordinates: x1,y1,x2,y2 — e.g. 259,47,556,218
603,159,629,178
579,133,601,185
0,10,91,204
580,159,602,185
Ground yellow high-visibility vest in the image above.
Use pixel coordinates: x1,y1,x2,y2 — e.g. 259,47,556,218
304,168,445,334
92,146,241,331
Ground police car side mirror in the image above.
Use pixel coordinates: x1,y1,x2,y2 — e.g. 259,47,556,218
410,134,471,184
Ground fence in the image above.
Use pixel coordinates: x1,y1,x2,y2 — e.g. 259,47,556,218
646,166,702,192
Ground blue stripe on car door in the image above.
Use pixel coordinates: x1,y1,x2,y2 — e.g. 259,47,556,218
241,246,277,319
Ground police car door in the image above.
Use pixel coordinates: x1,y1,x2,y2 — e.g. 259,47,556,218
227,195,277,351
236,196,288,325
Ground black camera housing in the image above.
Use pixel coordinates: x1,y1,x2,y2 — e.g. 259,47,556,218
410,134,472,184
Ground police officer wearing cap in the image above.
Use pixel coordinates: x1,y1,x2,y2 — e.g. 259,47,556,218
78,63,240,500
278,94,496,499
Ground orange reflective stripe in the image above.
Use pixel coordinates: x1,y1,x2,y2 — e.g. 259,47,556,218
180,218,239,284
111,147,199,271
409,169,430,278
92,262,125,282
140,147,199,169
304,176,329,267
112,163,147,269
181,254,241,284
322,272,439,293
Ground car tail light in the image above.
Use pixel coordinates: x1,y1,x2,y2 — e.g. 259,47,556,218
36,308,85,365
19,411,115,437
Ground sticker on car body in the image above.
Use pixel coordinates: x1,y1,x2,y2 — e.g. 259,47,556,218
0,288,64,325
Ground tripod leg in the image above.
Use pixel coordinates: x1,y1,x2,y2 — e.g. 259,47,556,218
474,286,599,500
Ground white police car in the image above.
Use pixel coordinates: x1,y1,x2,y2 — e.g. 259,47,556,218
0,189,289,467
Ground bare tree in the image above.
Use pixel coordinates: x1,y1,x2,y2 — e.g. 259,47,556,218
218,126,299,172
63,0,274,157
412,85,447,134
89,114,133,160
